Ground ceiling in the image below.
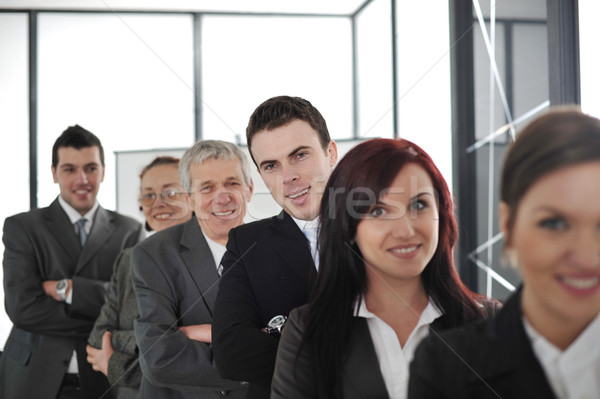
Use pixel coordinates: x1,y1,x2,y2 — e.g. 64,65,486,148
0,0,369,15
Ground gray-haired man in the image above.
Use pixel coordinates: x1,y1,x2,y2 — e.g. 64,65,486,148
132,140,253,398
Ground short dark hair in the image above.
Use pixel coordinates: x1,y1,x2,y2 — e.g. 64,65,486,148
52,125,104,168
500,107,600,242
245,96,331,165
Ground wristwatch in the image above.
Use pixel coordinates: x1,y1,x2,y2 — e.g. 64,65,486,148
56,278,69,302
265,315,287,335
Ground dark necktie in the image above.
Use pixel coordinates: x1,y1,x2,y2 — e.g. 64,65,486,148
76,218,87,247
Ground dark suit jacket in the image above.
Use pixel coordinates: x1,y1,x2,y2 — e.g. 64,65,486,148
0,198,143,399
408,288,557,399
271,301,500,399
89,248,141,399
212,211,315,399
131,217,247,399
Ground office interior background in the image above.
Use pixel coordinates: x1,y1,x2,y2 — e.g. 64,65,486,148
0,0,598,349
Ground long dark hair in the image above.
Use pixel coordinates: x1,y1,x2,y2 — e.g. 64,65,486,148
301,138,485,398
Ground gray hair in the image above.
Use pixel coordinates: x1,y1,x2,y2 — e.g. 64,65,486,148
179,140,252,192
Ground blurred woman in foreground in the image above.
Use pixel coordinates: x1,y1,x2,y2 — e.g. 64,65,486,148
409,108,600,399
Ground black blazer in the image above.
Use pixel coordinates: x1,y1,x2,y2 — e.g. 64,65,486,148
271,302,498,399
212,211,316,399
408,288,557,399
132,217,247,399
0,199,143,399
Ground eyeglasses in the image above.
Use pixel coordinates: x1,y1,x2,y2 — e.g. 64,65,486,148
140,189,187,207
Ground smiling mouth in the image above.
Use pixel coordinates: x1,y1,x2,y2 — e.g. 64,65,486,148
390,245,419,254
288,187,309,199
560,276,600,290
154,213,173,220
74,189,89,195
213,210,235,217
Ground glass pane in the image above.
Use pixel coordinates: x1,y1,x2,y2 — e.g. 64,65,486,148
37,12,195,212
355,0,393,139
396,2,453,189
471,1,548,300
0,12,29,350
201,15,354,143
579,0,600,118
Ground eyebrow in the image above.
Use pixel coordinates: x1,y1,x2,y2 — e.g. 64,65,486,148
258,146,312,169
141,183,181,192
60,162,100,168
379,190,433,203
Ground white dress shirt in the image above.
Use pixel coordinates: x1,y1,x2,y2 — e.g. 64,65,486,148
57,196,99,374
202,230,227,276
523,312,600,399
291,216,320,270
355,296,442,399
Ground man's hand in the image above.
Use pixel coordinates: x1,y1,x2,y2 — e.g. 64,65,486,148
42,279,72,301
86,331,114,376
178,324,212,343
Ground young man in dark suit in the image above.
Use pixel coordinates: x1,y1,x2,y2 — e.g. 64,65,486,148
131,140,252,398
212,96,338,399
0,125,144,399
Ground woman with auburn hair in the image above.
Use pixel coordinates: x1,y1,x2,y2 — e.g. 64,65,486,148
408,108,600,399
271,138,499,399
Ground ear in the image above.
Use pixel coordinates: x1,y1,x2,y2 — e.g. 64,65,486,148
499,202,511,247
99,164,105,183
51,165,58,183
327,140,338,168
247,178,254,201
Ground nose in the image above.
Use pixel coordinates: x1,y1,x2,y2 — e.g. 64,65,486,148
153,193,167,207
391,213,415,240
569,229,600,270
214,189,233,205
282,165,299,184
75,169,88,184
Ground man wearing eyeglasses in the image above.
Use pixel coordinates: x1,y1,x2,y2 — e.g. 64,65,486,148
131,140,252,398
0,125,144,399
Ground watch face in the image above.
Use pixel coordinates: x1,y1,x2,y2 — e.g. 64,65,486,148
56,280,68,291
268,315,287,328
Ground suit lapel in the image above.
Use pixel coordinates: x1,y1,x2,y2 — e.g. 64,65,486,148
471,290,557,398
45,199,81,268
179,218,221,315
267,212,315,286
342,318,389,398
76,206,116,273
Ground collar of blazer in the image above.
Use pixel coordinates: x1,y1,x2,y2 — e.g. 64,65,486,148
179,217,221,314
46,199,116,274
463,287,557,397
266,211,316,286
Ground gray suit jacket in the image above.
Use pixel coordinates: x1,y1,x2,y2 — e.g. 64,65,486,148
0,198,144,399
89,248,141,399
131,217,247,399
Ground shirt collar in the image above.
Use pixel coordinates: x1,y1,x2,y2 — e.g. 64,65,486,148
291,215,320,232
354,294,443,326
201,229,227,272
58,195,99,225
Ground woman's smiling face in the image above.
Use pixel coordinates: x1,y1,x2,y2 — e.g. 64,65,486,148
501,161,600,332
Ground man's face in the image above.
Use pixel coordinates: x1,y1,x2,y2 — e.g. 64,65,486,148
251,119,337,221
51,146,105,216
189,157,253,245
